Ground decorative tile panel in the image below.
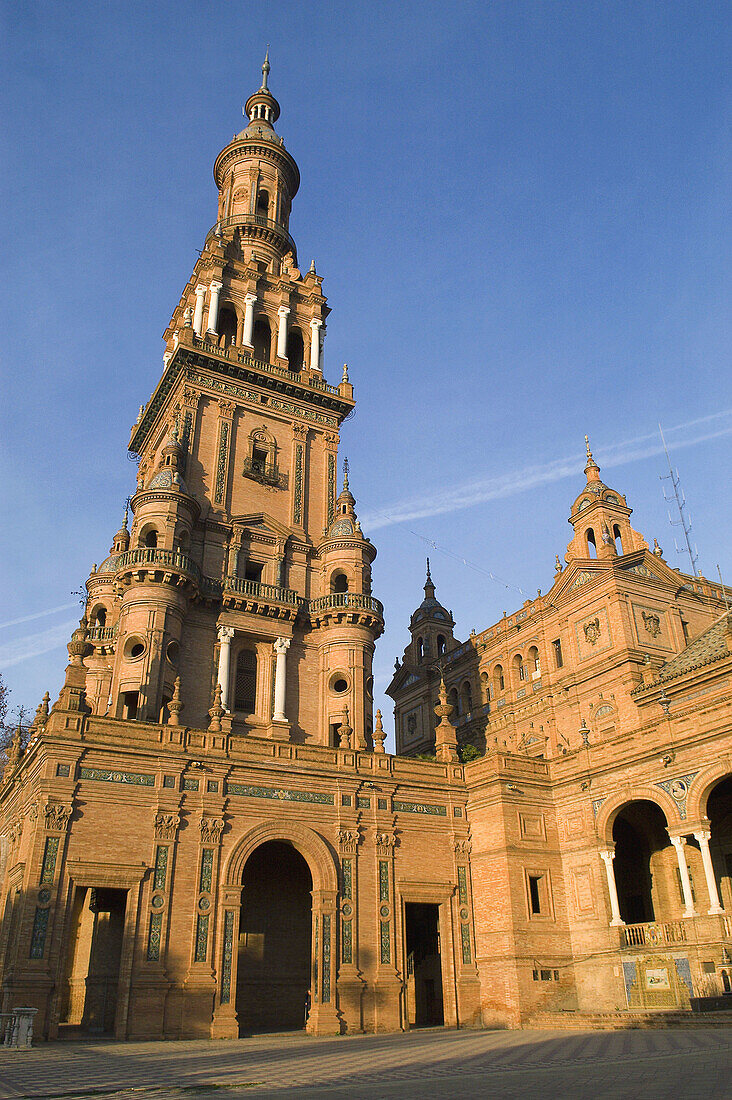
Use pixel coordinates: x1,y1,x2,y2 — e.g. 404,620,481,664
79,767,154,786
147,912,162,961
194,914,209,962
199,848,214,894
154,845,168,892
393,800,447,817
182,777,200,791
356,796,370,809
461,923,472,964
40,836,60,885
592,797,606,817
214,419,230,505
29,907,50,959
379,860,389,902
293,443,303,526
220,910,235,1004
656,772,699,820
342,918,352,964
457,865,468,906
184,370,260,406
342,858,352,900
380,921,390,965
268,397,338,428
226,783,334,805
322,914,331,1003
327,452,336,524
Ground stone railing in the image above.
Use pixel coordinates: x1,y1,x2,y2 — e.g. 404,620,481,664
308,593,384,616
223,576,299,606
114,548,201,582
619,920,688,949
192,336,341,396
87,625,117,642
208,213,297,256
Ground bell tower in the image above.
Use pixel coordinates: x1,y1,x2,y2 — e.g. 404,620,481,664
565,437,648,563
82,59,384,742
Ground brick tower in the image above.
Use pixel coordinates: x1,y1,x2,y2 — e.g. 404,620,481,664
85,55,384,745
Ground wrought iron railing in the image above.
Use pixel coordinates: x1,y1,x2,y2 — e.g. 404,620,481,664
618,919,688,949
223,576,299,606
308,593,384,616
242,457,287,488
114,548,201,581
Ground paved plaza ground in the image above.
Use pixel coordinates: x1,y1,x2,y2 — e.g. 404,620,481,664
0,1027,730,1100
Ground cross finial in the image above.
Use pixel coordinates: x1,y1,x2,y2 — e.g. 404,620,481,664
261,46,270,90
426,557,431,581
585,434,592,460
343,457,349,491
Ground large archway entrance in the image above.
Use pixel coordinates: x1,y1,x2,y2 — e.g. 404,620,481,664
707,775,732,909
612,800,674,924
236,840,312,1033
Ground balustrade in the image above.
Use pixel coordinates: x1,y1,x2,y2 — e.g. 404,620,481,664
618,920,688,949
223,576,299,606
114,547,201,581
308,593,384,616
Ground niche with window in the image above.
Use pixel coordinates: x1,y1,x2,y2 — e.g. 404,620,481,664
139,525,158,549
526,870,552,918
286,327,304,372
243,427,284,488
331,571,349,594
513,654,527,683
586,528,597,558
460,680,473,715
217,306,238,348
552,638,564,669
528,645,540,678
437,634,446,657
89,605,107,629
494,664,505,695
256,189,270,218
448,686,460,715
234,649,257,713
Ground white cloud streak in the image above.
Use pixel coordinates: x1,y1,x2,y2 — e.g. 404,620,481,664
360,410,732,532
0,621,77,670
0,603,79,632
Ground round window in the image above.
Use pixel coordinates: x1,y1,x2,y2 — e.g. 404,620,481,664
166,640,180,666
332,678,348,694
124,636,146,660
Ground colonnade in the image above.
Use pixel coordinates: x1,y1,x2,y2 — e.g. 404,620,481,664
599,827,724,926
189,281,323,372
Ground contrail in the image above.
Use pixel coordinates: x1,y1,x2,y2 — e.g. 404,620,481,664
359,409,732,532
0,602,78,632
0,621,77,670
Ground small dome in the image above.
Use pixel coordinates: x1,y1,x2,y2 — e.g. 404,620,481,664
147,468,189,493
98,554,122,574
329,518,355,537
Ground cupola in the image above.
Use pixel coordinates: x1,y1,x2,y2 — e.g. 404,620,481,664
566,437,648,563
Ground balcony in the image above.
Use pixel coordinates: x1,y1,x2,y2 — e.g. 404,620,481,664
619,920,688,950
191,336,343,396
114,548,201,589
207,214,297,260
87,625,117,644
222,576,300,621
242,456,287,489
308,593,384,633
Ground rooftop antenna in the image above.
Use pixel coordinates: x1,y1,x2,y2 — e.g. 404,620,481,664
659,422,698,577
716,564,730,613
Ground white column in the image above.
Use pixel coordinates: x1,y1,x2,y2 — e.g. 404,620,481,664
309,319,322,373
242,294,257,347
193,284,207,336
319,323,325,372
272,637,290,722
207,281,223,335
216,625,235,711
670,835,697,918
693,829,724,914
277,306,290,359
599,848,625,926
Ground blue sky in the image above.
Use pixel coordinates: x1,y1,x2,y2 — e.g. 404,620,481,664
1,2,730,743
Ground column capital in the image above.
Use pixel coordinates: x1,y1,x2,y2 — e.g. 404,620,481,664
244,293,257,305
278,306,291,317
195,284,207,296
217,625,235,643
310,317,322,329
209,280,223,293
693,828,712,842
668,833,687,848
274,637,291,655
598,847,615,863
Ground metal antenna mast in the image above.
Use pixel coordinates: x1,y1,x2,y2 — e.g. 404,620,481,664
659,423,698,577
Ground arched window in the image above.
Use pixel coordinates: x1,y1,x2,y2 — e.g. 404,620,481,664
460,680,473,714
528,646,540,677
494,664,505,694
175,528,190,552
613,523,624,554
331,572,348,594
218,306,237,348
437,634,446,656
417,636,424,661
90,605,106,628
513,654,526,682
286,327,304,372
586,528,597,558
256,189,269,217
234,649,257,713
252,316,271,362
448,686,460,714
480,670,492,701
142,528,158,549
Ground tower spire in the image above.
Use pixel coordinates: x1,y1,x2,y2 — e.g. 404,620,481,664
261,46,270,91
424,558,435,600
584,434,601,483
343,456,350,493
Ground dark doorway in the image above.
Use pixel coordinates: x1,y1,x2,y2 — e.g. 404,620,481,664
59,886,127,1034
237,841,312,1033
405,902,444,1027
613,800,670,924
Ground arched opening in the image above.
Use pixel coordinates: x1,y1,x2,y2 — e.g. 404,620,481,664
286,327,304,372
494,664,504,695
707,775,732,911
90,605,107,628
256,189,270,218
480,670,491,701
237,840,312,1032
512,653,526,683
252,316,272,363
612,800,672,924
586,528,597,558
141,527,157,549
331,571,348,594
437,634,446,657
174,527,190,553
460,680,473,714
218,306,237,348
613,524,624,554
417,636,424,662
234,649,257,714
448,686,459,715
528,645,540,678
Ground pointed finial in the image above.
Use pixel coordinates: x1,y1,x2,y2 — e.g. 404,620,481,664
309,259,316,274
585,434,592,461
342,362,349,383
261,46,270,90
123,497,130,530
343,457,350,491
426,557,432,581
373,709,386,754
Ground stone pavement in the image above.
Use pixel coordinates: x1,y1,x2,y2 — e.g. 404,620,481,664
0,1027,730,1100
